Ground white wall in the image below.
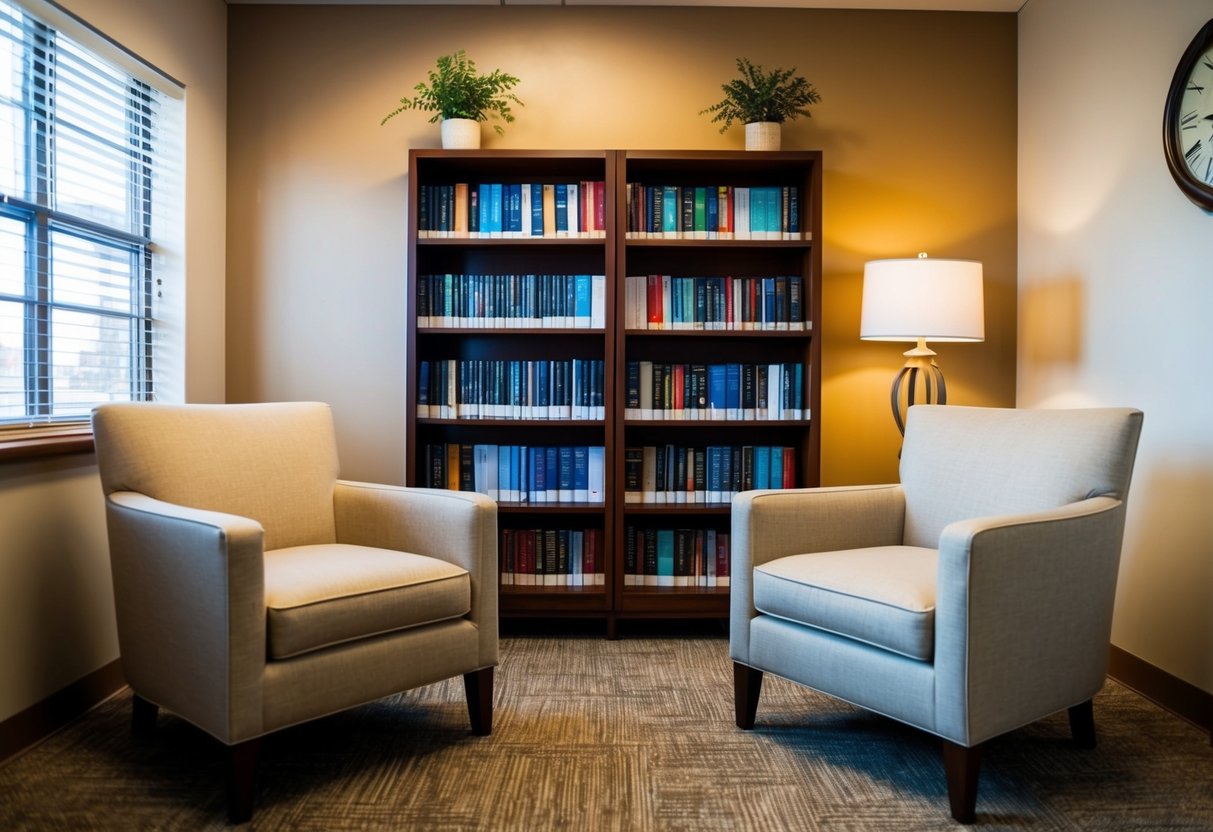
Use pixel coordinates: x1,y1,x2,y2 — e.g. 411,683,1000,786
1019,0,1213,694
0,0,226,723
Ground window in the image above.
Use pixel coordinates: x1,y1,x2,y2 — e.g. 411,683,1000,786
0,0,181,434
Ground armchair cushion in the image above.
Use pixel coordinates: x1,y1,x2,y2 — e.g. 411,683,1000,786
754,546,937,661
264,544,470,660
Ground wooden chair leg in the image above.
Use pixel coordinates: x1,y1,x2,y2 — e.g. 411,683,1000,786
942,740,981,824
1068,699,1096,749
227,738,261,825
131,693,158,736
464,667,494,736
733,662,763,730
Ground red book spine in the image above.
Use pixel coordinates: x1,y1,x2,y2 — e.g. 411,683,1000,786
647,275,663,326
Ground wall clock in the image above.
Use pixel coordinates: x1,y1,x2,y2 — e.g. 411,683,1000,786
1164,18,1213,211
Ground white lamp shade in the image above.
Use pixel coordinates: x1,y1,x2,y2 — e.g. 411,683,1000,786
860,257,985,342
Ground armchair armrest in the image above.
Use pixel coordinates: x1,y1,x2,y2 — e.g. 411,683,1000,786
730,484,906,663
333,481,498,666
104,491,266,743
933,496,1128,745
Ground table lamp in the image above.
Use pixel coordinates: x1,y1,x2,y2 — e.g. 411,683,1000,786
861,253,984,434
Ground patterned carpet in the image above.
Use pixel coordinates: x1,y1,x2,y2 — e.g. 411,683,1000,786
1,630,1211,830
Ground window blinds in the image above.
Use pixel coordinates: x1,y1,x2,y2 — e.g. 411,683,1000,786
0,0,182,432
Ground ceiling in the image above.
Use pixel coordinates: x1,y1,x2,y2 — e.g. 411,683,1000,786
224,0,1027,11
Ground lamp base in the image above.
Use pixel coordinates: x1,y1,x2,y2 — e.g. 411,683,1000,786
890,343,948,436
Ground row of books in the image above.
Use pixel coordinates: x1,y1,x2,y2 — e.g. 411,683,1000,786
417,359,606,421
417,181,607,239
623,526,730,588
500,527,604,587
625,183,802,240
423,444,606,504
623,274,807,331
623,444,798,504
625,362,806,421
417,273,608,329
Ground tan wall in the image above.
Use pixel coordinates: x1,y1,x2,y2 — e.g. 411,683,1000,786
0,0,227,722
226,5,1017,486
1019,0,1213,694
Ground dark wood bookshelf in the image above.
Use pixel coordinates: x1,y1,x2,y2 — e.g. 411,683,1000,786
612,149,822,629
406,149,821,637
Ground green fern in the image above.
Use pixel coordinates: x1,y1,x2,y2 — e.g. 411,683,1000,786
382,50,523,136
700,58,821,133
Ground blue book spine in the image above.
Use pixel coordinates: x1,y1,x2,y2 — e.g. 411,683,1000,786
545,446,559,503
706,187,718,238
594,359,605,419
508,183,523,235
555,184,569,234
558,446,574,502
489,183,504,237
767,186,781,237
763,277,776,329
707,446,722,503
707,364,726,418
769,446,783,490
497,444,511,501
417,361,430,415
754,446,771,490
656,529,675,586
725,363,741,419
535,360,550,418
661,185,678,234
478,184,491,236
510,445,522,502
795,363,804,419
574,274,592,328
530,183,544,235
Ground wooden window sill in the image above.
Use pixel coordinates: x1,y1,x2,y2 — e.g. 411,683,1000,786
0,430,95,463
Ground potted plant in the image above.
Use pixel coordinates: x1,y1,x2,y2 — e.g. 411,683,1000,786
382,50,523,149
700,58,821,151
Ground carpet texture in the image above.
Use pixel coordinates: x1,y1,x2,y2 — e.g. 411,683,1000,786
1,633,1211,830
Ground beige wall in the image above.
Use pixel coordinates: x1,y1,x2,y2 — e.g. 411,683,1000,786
226,5,1018,486
0,0,226,723
1019,0,1213,695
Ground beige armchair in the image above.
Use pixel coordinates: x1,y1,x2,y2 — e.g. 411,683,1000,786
731,405,1143,823
92,402,497,823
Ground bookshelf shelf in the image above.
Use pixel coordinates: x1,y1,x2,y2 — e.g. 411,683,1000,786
497,502,607,514
407,148,820,635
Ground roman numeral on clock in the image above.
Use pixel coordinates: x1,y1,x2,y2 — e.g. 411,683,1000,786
1185,140,1203,164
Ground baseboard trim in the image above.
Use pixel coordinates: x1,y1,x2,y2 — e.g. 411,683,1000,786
1108,645,1212,745
0,659,125,765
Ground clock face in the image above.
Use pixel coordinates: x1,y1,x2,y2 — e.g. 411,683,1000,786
1164,18,1213,210
1177,45,1213,186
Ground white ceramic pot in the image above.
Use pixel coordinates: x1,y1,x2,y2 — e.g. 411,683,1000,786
440,118,481,150
744,121,781,152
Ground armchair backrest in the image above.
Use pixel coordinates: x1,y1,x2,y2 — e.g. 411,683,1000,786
92,401,341,551
899,405,1143,549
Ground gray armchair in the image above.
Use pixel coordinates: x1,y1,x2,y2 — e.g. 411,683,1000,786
730,405,1143,823
92,402,497,823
